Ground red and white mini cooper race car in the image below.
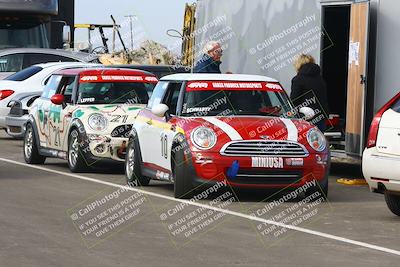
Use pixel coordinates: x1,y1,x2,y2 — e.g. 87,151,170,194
125,74,330,198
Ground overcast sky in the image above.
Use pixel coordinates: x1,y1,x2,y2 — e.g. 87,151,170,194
75,0,196,51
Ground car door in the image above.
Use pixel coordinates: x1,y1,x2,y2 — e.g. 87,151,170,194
48,75,78,150
36,74,63,148
376,96,400,156
140,81,184,173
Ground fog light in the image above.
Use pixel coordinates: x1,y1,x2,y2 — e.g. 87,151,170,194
94,144,106,154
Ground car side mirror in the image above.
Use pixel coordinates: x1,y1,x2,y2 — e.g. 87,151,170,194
152,103,169,118
299,107,315,121
51,94,65,105
62,25,71,44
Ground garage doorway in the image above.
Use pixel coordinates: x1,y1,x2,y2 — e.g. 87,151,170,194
321,4,351,149
321,2,370,156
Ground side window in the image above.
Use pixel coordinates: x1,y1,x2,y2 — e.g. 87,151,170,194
58,76,77,104
23,53,78,68
147,81,169,109
41,75,62,99
0,54,24,72
392,98,400,113
163,82,183,115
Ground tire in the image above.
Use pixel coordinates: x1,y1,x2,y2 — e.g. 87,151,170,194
125,135,150,186
304,176,328,201
23,123,46,164
384,192,400,216
173,140,194,199
68,129,88,173
315,177,329,200
308,155,330,200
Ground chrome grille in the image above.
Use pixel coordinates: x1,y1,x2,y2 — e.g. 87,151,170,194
220,140,308,157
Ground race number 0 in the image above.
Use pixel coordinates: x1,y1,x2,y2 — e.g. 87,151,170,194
161,133,168,159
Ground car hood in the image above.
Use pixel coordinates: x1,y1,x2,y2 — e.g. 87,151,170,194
71,104,145,135
173,116,316,151
73,104,145,114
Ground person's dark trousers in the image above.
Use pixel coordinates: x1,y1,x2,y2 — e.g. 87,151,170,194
315,119,327,132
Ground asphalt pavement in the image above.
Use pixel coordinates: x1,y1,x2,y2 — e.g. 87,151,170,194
0,131,399,267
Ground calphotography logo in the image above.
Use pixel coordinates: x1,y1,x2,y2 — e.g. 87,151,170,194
67,187,152,248
158,176,237,248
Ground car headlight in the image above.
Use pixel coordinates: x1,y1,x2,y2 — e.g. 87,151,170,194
307,128,327,152
88,113,108,132
191,127,217,150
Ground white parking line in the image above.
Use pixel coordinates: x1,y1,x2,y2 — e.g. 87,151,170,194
1,157,400,256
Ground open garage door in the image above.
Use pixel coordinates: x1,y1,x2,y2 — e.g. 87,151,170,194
346,1,370,156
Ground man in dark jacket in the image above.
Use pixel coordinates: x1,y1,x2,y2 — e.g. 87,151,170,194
193,41,223,73
291,54,329,132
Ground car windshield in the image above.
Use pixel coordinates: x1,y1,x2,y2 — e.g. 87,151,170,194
77,82,154,105
182,82,295,117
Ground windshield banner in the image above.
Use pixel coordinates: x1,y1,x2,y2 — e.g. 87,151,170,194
186,81,283,92
80,75,158,83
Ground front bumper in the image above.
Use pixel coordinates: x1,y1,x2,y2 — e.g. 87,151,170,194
5,114,28,138
190,152,330,189
0,106,10,129
87,135,128,162
363,148,400,193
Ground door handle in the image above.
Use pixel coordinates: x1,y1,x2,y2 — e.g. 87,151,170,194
360,75,367,85
146,119,152,125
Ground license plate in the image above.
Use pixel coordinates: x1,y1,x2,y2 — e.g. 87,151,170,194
251,157,284,168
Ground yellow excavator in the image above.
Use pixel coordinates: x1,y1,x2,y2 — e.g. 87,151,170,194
181,3,196,67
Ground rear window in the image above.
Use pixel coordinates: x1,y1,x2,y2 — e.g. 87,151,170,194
5,66,43,81
392,98,400,113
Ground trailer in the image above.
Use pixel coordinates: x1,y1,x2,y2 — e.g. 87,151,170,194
194,0,398,158
0,0,74,49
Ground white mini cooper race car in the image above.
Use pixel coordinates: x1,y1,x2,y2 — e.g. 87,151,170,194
23,68,158,172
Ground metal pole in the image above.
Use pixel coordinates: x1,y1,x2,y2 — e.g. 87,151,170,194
124,15,135,51
111,15,128,54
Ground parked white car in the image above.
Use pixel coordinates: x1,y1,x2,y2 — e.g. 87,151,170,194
363,91,400,216
0,48,99,80
5,92,41,138
0,62,100,136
